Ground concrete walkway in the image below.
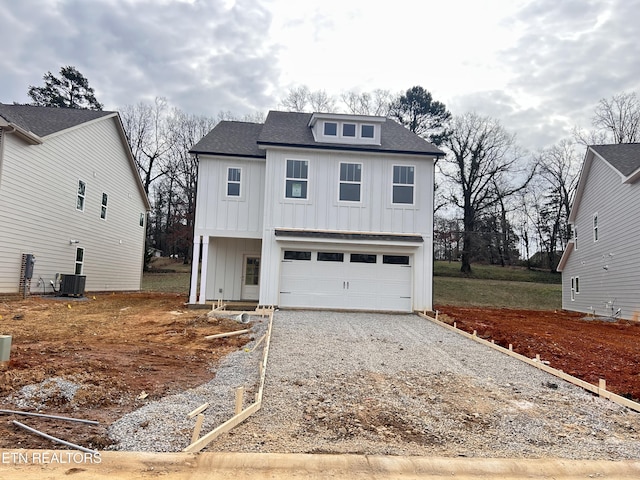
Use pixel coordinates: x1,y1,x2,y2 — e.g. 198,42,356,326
2,450,640,479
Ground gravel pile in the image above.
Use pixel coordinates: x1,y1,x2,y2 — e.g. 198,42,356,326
108,310,640,459
10,377,82,410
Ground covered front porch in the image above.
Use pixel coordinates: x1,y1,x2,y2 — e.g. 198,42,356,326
189,235,262,305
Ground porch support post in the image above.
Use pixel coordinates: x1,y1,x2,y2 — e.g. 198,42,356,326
198,235,210,304
188,235,201,304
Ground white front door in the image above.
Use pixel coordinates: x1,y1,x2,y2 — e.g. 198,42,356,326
241,255,260,300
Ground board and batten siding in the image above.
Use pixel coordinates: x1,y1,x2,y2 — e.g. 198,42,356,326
193,155,265,238
0,117,147,293
261,147,433,234
562,155,640,319
203,237,261,300
258,147,435,309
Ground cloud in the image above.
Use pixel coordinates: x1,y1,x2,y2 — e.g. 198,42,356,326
490,0,640,148
0,0,281,115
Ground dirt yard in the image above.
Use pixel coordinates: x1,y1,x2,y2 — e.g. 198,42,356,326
0,293,251,451
0,294,639,453
435,306,640,401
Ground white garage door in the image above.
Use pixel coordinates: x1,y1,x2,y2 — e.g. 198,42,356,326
279,250,412,312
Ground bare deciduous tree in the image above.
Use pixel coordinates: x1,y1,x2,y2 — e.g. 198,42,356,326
120,97,173,195
279,86,311,112
592,91,640,143
533,139,581,270
440,112,532,273
341,89,393,116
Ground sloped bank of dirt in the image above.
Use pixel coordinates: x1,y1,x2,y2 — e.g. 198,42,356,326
435,306,640,401
0,293,251,451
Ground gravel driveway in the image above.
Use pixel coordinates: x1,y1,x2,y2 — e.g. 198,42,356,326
212,310,640,459
108,310,640,459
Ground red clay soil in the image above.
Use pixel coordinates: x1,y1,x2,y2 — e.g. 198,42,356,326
436,306,640,401
0,292,251,451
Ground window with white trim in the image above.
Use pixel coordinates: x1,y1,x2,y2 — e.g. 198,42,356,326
139,213,145,227
392,165,415,204
75,247,84,275
593,213,599,242
361,124,374,138
574,226,578,250
76,180,86,211
227,167,241,197
339,162,361,202
285,159,308,199
342,123,356,137
324,122,337,136
100,193,108,219
570,276,580,301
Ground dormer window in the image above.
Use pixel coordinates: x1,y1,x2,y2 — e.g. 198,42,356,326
361,125,374,138
309,113,384,145
324,122,337,136
342,123,356,137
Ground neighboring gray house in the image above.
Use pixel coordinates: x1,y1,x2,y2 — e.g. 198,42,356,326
189,111,444,312
0,103,150,295
557,143,640,320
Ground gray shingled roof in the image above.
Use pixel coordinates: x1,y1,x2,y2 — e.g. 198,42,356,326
591,143,640,177
190,121,265,158
189,110,444,157
258,111,444,156
0,103,112,137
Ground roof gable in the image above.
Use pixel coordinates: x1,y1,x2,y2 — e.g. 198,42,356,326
0,103,112,138
0,103,150,211
590,143,640,178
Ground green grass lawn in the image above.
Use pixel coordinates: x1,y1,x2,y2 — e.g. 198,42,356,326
142,258,191,294
433,261,561,310
142,258,563,310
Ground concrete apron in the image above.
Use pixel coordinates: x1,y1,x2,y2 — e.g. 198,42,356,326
2,451,640,479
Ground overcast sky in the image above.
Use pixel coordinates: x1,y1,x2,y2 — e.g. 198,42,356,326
2,0,639,151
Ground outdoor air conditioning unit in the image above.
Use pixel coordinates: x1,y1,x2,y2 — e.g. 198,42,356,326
59,274,86,297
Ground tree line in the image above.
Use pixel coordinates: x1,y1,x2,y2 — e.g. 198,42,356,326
25,66,640,272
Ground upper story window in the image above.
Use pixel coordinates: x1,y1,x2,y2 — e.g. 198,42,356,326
339,162,361,202
76,180,86,211
342,123,356,137
100,193,108,219
361,125,374,138
285,159,308,199
227,167,242,197
574,226,578,250
323,122,337,136
392,165,415,205
139,213,145,227
593,213,599,242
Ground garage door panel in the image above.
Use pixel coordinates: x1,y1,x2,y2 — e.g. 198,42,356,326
279,250,412,312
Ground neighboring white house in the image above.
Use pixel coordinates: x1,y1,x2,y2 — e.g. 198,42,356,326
0,103,150,295
557,143,640,320
188,110,444,312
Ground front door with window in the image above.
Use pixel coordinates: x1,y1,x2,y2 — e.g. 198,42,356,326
241,255,260,300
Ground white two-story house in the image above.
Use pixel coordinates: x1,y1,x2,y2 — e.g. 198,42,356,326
188,111,443,312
